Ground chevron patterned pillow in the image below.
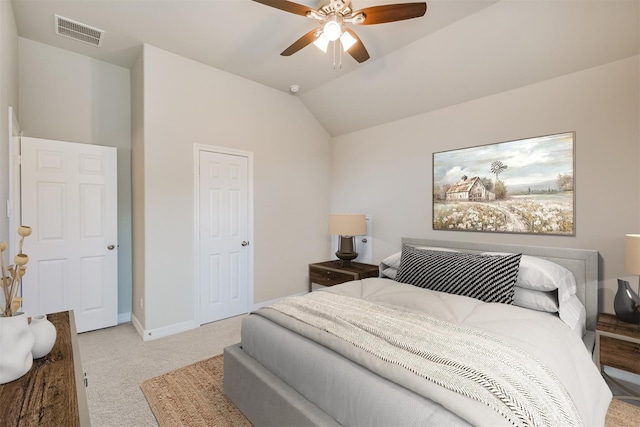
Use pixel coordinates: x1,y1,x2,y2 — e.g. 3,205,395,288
395,246,522,304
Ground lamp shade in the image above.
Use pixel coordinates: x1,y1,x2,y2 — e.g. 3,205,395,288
624,234,640,275
329,214,366,236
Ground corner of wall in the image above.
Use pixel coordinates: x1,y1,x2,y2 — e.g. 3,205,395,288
131,311,198,341
130,46,146,330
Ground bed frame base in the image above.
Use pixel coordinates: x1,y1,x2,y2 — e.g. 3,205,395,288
223,344,340,427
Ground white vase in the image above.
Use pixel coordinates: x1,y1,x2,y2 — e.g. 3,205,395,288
0,312,35,384
30,314,57,359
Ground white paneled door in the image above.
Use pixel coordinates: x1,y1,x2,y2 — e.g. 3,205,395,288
20,137,118,333
198,149,251,325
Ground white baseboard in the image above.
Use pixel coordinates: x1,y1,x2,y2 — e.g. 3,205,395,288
126,292,307,342
131,313,198,341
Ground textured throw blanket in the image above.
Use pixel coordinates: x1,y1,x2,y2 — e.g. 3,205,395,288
266,292,582,427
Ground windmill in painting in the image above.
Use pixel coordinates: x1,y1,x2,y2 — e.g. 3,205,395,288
432,133,575,235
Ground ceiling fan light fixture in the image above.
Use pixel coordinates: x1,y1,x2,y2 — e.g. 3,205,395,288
313,33,330,52
340,31,357,51
253,0,427,64
323,17,342,41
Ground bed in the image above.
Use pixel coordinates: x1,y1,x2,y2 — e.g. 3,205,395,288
223,238,611,426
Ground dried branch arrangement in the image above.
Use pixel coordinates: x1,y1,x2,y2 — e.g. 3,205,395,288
1,226,32,317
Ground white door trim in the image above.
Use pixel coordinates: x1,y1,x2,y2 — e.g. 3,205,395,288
193,144,254,325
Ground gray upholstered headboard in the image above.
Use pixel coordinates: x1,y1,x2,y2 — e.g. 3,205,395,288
401,238,599,336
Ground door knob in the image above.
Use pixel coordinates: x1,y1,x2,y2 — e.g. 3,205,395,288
107,245,115,250
241,241,249,247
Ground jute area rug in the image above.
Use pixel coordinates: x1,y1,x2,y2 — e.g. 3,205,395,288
141,354,251,427
141,354,639,427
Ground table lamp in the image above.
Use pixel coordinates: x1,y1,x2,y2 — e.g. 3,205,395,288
329,214,366,266
616,234,640,323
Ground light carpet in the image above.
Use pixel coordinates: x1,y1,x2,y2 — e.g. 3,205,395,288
142,354,639,427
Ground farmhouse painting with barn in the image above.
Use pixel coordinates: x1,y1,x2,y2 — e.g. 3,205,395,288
432,132,575,235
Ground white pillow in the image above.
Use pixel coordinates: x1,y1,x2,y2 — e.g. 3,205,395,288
381,267,398,280
513,287,559,313
482,252,577,303
380,247,459,270
482,252,585,335
559,294,587,338
380,252,403,270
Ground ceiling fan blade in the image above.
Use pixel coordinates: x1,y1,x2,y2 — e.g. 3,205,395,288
281,29,318,56
252,0,314,17
344,28,370,63
355,3,427,25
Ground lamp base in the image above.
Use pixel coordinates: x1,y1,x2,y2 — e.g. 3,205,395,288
335,235,358,266
614,279,640,323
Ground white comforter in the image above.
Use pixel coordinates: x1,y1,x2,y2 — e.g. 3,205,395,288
261,278,612,426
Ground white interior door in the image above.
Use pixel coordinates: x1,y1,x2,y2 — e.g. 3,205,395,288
198,149,251,325
20,137,118,333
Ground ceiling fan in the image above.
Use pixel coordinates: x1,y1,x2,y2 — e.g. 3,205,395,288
252,0,427,63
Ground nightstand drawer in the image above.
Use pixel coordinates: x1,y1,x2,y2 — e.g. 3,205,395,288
308,260,379,292
309,266,354,286
600,335,640,374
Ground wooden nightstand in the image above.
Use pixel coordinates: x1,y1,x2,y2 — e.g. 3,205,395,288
595,313,640,375
309,260,379,292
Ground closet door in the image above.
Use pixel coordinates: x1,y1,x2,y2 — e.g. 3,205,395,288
20,137,118,333
197,149,251,325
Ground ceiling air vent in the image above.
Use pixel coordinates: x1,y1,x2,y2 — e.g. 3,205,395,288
54,15,104,47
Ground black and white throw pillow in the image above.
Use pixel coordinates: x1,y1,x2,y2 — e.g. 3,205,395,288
394,245,522,304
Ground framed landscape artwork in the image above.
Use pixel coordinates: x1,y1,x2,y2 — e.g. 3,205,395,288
432,132,575,235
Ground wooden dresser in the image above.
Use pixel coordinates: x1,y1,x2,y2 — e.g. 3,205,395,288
0,311,90,426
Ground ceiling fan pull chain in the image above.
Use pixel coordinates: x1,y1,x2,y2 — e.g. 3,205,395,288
332,40,337,69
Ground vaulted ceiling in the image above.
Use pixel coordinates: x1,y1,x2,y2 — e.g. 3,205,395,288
11,0,639,136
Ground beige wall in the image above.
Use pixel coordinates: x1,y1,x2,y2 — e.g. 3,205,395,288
0,1,18,244
137,45,332,332
332,56,640,315
17,38,133,318
11,8,638,338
